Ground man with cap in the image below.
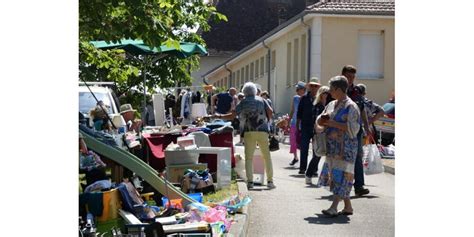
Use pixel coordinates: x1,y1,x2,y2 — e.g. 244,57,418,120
120,104,142,133
296,77,322,175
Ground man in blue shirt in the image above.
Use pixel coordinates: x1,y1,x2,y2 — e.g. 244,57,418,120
211,87,237,115
296,77,321,175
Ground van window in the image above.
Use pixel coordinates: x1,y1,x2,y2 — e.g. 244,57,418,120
79,92,113,114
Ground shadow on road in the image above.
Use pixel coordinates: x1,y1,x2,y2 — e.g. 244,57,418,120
304,214,350,225
283,166,299,170
289,174,306,178
350,195,380,199
315,194,380,200
315,195,333,200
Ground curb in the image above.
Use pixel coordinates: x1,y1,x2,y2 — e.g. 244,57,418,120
384,165,395,175
227,181,250,237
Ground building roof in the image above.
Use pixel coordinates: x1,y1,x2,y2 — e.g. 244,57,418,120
307,0,395,16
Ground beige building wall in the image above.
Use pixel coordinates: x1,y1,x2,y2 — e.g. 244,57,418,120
320,17,395,105
206,15,394,113
208,48,269,91
191,55,232,87
270,24,309,114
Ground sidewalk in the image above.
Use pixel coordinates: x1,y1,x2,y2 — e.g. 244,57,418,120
382,158,395,175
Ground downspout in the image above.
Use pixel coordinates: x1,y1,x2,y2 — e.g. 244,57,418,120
262,40,271,97
301,15,311,82
224,64,232,88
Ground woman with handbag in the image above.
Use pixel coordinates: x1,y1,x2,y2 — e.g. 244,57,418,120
316,76,361,217
305,85,330,184
213,82,275,190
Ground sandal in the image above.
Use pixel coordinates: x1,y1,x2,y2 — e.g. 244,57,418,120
322,208,338,217
337,210,353,216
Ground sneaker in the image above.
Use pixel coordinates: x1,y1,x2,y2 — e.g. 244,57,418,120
305,176,312,185
298,170,306,175
289,159,298,166
355,188,370,196
267,181,276,189
247,182,254,189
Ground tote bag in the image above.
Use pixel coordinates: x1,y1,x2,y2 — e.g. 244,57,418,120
362,144,385,175
312,132,327,157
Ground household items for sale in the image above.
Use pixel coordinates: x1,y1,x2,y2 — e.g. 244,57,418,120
189,132,211,147
80,150,106,171
163,193,203,207
181,169,214,194
112,114,127,133
165,163,208,183
206,119,232,130
217,194,252,214
165,148,200,166
191,103,207,119
84,180,112,193
177,135,196,149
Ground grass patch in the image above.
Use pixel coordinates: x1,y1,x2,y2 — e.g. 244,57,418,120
203,180,239,204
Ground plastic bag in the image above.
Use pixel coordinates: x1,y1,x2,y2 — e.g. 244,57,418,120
363,144,385,175
312,132,327,157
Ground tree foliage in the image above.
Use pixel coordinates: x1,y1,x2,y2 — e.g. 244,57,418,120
79,0,227,100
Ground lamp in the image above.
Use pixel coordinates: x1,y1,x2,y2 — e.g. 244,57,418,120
191,103,207,119
112,114,127,133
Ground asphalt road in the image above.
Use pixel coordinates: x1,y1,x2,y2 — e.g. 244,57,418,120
234,140,395,237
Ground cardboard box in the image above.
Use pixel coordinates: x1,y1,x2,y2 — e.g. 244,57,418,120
165,163,208,183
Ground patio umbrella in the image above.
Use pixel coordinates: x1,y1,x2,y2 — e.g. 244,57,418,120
90,39,208,59
89,39,208,124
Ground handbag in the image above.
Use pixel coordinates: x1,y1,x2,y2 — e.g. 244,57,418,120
269,135,280,152
362,136,384,175
312,131,327,157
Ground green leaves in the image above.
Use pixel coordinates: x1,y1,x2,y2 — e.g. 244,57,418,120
79,0,227,109
215,12,228,22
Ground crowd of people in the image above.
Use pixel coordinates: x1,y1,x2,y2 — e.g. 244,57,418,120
208,65,386,217
83,64,386,217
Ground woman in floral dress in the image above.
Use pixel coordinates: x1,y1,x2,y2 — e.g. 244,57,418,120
316,75,361,217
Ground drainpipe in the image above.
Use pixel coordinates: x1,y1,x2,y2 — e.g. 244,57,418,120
224,64,232,88
262,40,271,97
202,76,209,85
301,15,311,82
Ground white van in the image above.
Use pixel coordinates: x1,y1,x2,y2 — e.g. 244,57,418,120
79,84,120,127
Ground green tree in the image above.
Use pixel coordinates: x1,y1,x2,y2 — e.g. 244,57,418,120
79,0,227,102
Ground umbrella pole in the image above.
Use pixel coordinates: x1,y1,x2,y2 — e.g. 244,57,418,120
143,55,147,129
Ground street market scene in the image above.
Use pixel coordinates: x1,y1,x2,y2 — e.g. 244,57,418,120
78,0,395,236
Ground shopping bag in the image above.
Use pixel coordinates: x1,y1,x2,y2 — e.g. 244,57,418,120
362,144,384,175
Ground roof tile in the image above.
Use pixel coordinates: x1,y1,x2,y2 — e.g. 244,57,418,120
307,0,395,16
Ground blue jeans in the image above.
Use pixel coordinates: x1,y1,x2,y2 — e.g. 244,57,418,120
354,128,365,189
299,127,317,173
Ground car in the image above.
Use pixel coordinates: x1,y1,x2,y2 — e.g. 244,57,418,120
79,83,120,128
